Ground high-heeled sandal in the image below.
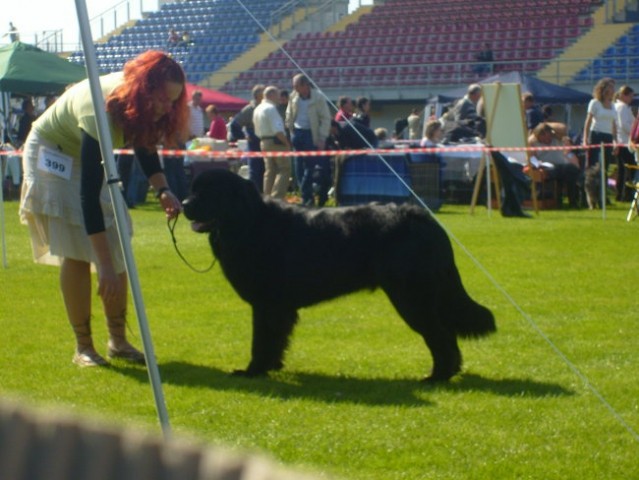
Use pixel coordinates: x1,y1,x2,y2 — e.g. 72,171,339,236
73,350,109,367
107,313,146,365
107,342,146,364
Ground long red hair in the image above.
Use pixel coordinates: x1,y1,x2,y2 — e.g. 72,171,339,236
106,51,189,149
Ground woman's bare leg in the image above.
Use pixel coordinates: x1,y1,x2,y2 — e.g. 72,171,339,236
60,257,107,366
104,273,145,364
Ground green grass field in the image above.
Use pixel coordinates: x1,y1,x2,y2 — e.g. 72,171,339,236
1,198,638,479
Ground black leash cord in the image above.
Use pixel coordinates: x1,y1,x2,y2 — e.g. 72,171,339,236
167,215,216,273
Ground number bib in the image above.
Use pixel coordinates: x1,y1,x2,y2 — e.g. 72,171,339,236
37,146,73,180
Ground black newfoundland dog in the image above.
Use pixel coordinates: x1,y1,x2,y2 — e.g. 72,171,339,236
183,169,495,381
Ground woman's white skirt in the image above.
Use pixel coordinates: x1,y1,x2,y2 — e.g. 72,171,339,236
19,130,132,273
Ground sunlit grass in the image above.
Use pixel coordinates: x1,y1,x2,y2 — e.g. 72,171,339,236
1,198,638,479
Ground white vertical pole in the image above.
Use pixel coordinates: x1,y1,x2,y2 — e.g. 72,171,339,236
485,152,492,216
600,143,606,220
73,0,171,437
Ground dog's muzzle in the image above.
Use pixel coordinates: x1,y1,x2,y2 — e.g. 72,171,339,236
182,198,214,233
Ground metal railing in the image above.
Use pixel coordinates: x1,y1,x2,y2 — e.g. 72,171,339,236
269,0,343,38
0,0,155,53
205,57,617,95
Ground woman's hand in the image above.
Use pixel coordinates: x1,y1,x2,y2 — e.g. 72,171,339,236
159,189,182,219
97,263,123,302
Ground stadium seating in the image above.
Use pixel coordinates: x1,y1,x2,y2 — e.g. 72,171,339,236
221,0,600,92
575,23,639,83
68,0,289,83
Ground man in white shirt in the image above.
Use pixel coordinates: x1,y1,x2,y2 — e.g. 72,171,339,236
254,86,291,199
188,90,204,139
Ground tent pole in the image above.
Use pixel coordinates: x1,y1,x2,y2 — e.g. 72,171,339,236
73,0,171,437
1,94,8,268
0,155,6,268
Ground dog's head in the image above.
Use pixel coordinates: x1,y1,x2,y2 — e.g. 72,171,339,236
182,169,262,233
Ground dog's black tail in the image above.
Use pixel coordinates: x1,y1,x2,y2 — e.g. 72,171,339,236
443,267,496,339
452,297,496,339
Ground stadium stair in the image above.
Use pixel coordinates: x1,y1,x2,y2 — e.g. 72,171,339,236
324,5,373,33
537,0,631,84
94,19,138,44
203,5,319,89
207,4,367,90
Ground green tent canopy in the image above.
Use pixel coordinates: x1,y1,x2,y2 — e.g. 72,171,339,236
0,42,86,95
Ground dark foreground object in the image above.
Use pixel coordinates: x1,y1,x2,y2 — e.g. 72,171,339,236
183,170,496,381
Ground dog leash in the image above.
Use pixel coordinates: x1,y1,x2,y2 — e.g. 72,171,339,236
167,215,216,273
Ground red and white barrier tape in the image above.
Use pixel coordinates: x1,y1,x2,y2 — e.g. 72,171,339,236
0,143,617,158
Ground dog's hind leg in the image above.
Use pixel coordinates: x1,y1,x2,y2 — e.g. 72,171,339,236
233,306,298,377
383,286,462,382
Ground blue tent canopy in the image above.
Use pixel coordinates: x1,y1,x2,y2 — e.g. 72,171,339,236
432,71,591,105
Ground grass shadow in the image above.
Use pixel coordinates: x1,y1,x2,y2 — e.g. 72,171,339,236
443,373,575,397
111,361,574,406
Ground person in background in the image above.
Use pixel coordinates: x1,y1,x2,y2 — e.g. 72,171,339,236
205,104,227,141
420,119,444,148
474,43,494,75
415,119,444,165
522,92,544,133
374,127,393,148
188,90,204,139
614,85,636,201
17,98,37,147
253,86,291,199
407,108,422,140
353,96,371,128
334,95,353,123
285,74,332,207
529,123,581,209
582,77,617,169
8,22,19,43
277,89,289,120
166,28,179,48
231,84,265,192
19,51,187,367
278,89,291,144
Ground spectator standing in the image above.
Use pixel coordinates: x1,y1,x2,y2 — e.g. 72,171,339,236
17,98,37,147
232,84,265,192
583,77,617,170
522,92,544,132
278,88,290,144
254,86,291,199
285,74,332,207
334,95,353,123
407,108,422,140
277,89,289,120
8,22,19,43
474,43,494,75
188,90,204,138
614,85,636,201
353,96,371,127
205,104,227,140
19,51,186,367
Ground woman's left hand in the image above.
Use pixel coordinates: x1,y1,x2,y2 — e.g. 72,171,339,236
159,190,182,219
